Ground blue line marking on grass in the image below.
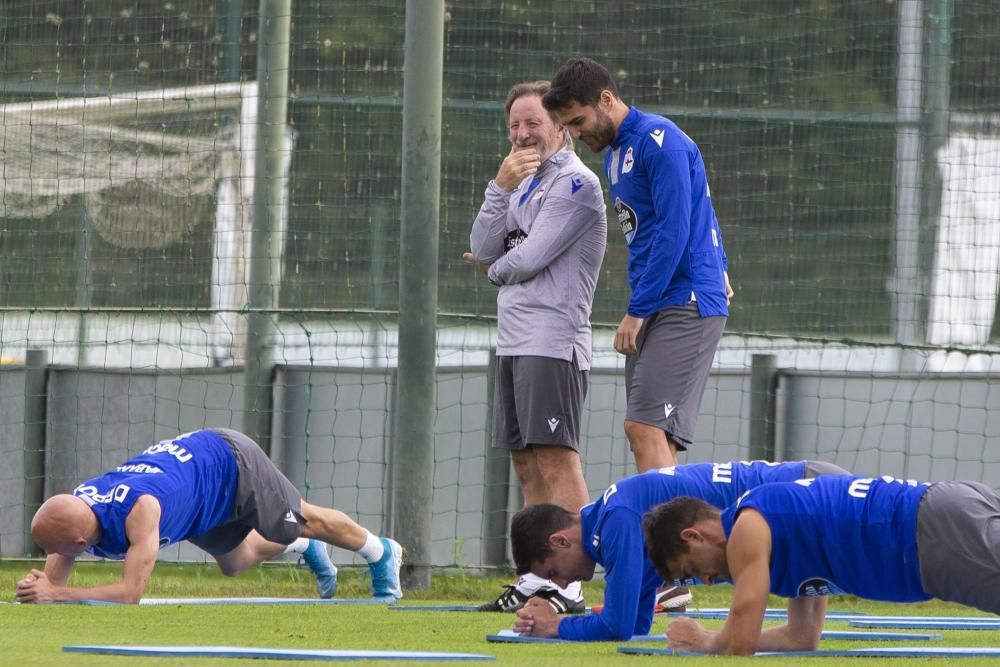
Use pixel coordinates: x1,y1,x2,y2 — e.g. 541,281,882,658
71,597,395,606
63,645,496,661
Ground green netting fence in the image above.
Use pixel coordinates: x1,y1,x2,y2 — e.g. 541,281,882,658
2,1,1000,569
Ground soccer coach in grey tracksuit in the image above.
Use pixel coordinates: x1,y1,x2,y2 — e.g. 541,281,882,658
465,80,607,613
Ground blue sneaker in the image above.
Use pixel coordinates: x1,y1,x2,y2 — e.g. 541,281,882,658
369,537,403,600
301,539,337,599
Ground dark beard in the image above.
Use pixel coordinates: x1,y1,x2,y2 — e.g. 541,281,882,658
584,114,617,152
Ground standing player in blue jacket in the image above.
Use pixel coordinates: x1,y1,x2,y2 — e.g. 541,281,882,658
544,57,732,475
15,429,403,604
508,460,849,641
644,475,1000,655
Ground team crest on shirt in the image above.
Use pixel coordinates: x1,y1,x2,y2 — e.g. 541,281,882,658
798,578,847,597
622,147,634,174
614,197,637,245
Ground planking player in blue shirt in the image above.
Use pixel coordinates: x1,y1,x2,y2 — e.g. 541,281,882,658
508,460,849,641
543,58,732,475
644,475,1000,655
15,428,403,604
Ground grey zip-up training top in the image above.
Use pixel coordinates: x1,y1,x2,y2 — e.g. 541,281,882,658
470,146,607,370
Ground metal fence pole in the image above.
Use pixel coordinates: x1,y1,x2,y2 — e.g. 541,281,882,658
749,354,778,462
242,0,291,453
392,0,443,590
22,349,48,556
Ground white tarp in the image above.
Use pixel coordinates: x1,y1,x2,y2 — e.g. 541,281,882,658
927,132,1000,346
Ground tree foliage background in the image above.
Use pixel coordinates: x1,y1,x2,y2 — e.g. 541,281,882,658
1,0,998,339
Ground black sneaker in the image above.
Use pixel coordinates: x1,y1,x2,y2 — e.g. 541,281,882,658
477,585,530,612
655,584,693,613
532,587,586,614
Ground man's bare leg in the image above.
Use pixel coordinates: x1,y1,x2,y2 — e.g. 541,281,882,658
297,501,368,550
531,446,589,512
624,420,692,610
491,445,588,613
625,420,678,472
213,530,288,576
213,501,401,600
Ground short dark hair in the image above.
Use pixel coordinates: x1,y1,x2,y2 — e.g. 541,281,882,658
543,57,620,111
643,497,720,580
510,503,575,575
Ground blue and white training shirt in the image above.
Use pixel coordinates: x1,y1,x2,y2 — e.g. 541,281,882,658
605,107,728,319
73,430,239,559
722,475,932,602
559,460,809,641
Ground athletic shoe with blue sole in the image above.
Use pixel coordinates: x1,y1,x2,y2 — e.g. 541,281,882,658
301,539,338,599
370,537,403,600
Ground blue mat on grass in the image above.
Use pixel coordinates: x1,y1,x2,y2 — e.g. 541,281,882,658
487,629,940,644
63,645,495,661
390,604,593,613
670,609,865,620
389,604,481,612
820,630,941,641
850,619,1000,630
487,630,661,644
618,646,1000,658
74,596,395,606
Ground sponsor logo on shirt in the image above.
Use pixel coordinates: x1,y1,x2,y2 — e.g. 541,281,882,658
650,129,665,147
711,462,735,484
570,176,584,194
847,475,927,499
622,147,634,174
143,440,194,463
614,197,638,245
74,483,132,505
504,229,527,254
116,463,165,474
798,578,846,597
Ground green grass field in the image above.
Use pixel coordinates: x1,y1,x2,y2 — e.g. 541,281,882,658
2,559,999,666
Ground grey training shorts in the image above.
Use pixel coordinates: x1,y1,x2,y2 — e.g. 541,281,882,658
492,355,587,451
188,428,305,555
624,302,726,450
804,461,853,477
915,480,1000,615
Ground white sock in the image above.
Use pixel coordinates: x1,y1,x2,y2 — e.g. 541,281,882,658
356,531,385,563
515,572,551,596
282,537,311,555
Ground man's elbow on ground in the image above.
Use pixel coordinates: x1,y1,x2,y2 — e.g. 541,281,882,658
121,587,146,604
595,619,636,642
